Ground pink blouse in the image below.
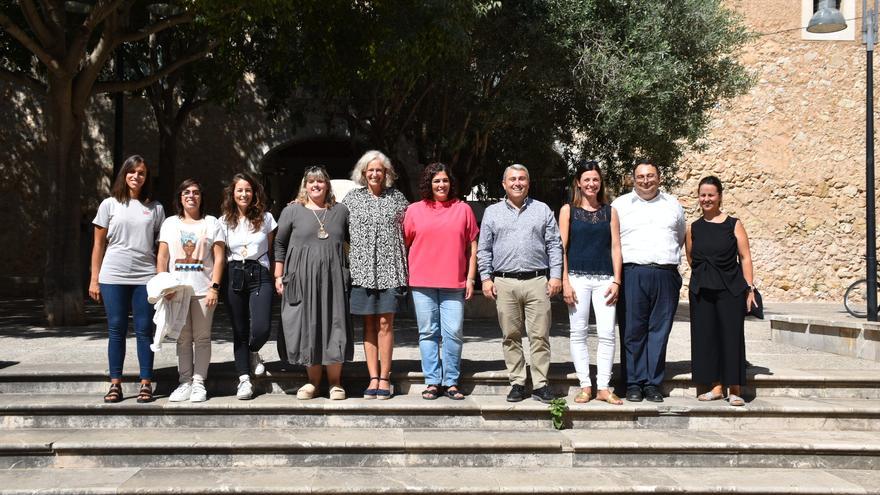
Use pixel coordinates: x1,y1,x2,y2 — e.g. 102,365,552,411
404,199,479,289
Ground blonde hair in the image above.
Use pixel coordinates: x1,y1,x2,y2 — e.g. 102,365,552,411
350,150,397,188
295,166,337,207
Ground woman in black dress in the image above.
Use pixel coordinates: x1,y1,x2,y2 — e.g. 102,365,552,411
685,176,757,407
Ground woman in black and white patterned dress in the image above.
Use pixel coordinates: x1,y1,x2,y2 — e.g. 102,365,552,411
342,150,409,399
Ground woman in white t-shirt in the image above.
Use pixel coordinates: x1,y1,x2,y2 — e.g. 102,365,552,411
157,178,226,403
90,155,165,404
220,172,277,400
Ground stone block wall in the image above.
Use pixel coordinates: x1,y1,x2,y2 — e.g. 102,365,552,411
674,0,872,302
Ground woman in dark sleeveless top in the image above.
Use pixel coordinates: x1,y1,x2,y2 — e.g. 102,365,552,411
560,160,623,405
685,176,757,407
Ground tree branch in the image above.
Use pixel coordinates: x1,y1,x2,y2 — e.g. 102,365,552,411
0,67,46,92
20,0,55,47
0,11,64,73
92,42,217,94
66,0,125,69
117,12,195,43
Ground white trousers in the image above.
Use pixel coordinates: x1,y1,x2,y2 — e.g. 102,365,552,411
567,274,617,389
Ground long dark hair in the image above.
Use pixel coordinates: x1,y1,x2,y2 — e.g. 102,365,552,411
419,162,458,201
110,155,152,203
570,160,606,206
174,178,206,219
221,172,267,232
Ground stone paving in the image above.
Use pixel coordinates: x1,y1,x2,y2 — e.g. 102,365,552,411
1,297,878,378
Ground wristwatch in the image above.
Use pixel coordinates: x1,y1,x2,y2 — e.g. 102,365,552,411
210,282,221,291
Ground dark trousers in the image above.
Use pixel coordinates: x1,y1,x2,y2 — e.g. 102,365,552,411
225,261,274,376
100,283,155,380
689,288,746,386
623,265,681,388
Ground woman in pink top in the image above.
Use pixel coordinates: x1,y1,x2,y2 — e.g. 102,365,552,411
404,163,479,400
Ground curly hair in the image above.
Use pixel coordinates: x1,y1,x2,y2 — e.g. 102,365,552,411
418,162,458,201
350,150,397,188
221,172,268,232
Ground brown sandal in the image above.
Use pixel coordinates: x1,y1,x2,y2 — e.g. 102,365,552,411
103,383,123,403
136,383,154,403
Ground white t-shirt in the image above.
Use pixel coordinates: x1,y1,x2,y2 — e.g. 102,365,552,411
222,212,278,270
611,190,686,266
158,215,226,296
93,197,166,285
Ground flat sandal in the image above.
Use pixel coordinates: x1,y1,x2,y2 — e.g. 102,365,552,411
136,383,154,403
103,383,123,403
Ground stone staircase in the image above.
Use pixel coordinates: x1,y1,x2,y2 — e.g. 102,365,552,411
2,360,880,494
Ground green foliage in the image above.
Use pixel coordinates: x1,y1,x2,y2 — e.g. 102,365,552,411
549,398,569,430
249,0,752,200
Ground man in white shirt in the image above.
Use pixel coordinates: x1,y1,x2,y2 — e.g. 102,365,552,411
611,160,685,403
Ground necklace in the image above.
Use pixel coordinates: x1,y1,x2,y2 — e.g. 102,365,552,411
311,208,329,239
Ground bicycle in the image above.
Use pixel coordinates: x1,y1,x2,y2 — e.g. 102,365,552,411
844,278,877,318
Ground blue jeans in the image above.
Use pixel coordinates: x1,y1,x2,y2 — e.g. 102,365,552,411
100,283,155,380
412,288,465,387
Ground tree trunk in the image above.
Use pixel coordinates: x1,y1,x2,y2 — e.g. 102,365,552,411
155,122,179,208
43,75,86,326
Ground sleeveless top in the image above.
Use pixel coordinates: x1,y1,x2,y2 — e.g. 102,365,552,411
689,216,748,295
567,204,613,276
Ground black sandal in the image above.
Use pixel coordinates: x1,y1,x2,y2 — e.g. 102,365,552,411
421,384,440,400
445,386,465,401
136,383,154,403
103,383,123,403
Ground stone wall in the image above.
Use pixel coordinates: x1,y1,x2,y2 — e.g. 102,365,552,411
674,0,872,302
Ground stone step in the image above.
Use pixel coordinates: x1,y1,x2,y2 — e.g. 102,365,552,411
1,466,878,494
3,361,880,399
2,393,879,431
2,427,879,470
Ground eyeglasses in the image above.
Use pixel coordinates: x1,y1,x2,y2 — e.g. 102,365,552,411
181,189,202,197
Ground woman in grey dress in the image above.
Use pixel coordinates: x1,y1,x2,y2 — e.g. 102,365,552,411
274,166,353,400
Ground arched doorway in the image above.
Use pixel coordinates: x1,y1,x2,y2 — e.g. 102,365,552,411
260,136,364,213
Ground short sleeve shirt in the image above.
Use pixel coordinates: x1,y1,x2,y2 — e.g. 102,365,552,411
222,212,278,270
342,187,409,289
404,199,479,288
159,215,226,296
92,197,166,285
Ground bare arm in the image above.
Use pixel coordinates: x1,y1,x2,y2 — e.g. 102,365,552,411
559,205,576,306
685,224,693,267
156,242,170,274
465,239,478,300
734,219,757,311
89,226,108,302
605,207,622,305
205,242,225,307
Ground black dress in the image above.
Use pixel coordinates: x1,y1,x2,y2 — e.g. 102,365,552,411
688,216,748,386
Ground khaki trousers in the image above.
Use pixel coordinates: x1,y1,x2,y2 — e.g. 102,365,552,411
494,276,552,388
177,295,215,383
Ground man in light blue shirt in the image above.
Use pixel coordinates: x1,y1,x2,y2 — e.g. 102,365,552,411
478,164,563,403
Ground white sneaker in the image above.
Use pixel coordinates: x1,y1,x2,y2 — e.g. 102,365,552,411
190,379,208,402
169,382,192,402
236,376,253,400
250,352,265,376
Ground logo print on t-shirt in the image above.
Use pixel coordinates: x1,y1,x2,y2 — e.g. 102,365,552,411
174,231,205,271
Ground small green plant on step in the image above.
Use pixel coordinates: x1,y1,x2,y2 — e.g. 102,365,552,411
549,398,568,430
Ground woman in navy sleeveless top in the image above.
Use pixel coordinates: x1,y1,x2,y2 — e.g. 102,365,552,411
685,176,757,407
560,160,623,405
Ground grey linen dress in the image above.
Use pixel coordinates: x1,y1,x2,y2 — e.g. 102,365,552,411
274,202,353,366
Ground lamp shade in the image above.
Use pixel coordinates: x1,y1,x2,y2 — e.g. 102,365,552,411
807,0,848,33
